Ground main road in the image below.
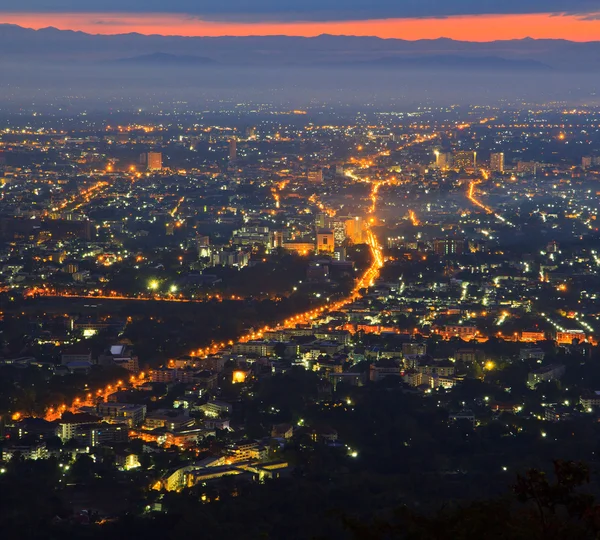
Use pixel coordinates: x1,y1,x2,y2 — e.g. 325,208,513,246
466,177,515,227
33,166,387,419
27,134,436,420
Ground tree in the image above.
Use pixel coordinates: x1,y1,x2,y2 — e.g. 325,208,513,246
69,454,96,483
513,460,598,539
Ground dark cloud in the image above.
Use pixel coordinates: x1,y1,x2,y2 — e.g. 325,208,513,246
0,0,599,21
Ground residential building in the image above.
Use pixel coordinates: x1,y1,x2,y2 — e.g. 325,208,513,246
527,364,565,388
490,152,505,172
97,402,147,427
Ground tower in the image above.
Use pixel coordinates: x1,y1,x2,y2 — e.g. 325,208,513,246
229,139,237,161
146,152,162,171
490,152,505,173
434,150,451,169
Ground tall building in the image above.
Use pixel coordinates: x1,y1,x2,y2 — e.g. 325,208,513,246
316,229,335,253
453,151,476,170
434,151,452,169
433,239,464,256
490,152,505,173
308,169,323,183
582,156,592,169
517,161,538,175
229,139,237,161
196,235,211,258
147,152,163,171
331,219,347,246
345,216,364,244
272,230,284,249
315,213,330,229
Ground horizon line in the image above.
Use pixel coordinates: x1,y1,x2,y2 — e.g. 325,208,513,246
2,23,600,44
2,12,600,42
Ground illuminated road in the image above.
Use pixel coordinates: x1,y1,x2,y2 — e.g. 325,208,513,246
24,287,251,303
408,210,420,226
271,188,281,209
21,134,431,420
467,180,494,214
189,176,386,357
43,373,148,422
187,135,442,357
467,179,515,227
170,196,185,218
309,193,336,217
270,180,290,210
50,180,109,214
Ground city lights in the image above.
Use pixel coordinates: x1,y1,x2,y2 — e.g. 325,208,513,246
3,56,600,534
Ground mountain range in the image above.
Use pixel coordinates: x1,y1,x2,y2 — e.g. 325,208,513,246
0,24,599,71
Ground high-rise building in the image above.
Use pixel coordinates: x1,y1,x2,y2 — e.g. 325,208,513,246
345,216,364,244
272,230,284,249
331,219,347,246
316,229,335,253
453,151,476,170
196,235,211,258
490,152,505,173
433,239,464,256
517,161,538,175
229,139,237,161
308,169,323,183
434,150,452,169
245,126,257,139
582,156,592,169
315,213,330,229
147,152,163,171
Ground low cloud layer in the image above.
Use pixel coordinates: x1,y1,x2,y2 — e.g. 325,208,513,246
1,0,599,22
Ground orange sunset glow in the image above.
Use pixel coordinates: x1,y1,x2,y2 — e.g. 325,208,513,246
2,12,600,41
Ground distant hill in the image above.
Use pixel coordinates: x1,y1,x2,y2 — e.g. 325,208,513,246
0,24,599,71
114,52,215,66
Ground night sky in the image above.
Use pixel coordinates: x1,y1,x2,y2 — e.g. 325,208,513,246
1,0,599,40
